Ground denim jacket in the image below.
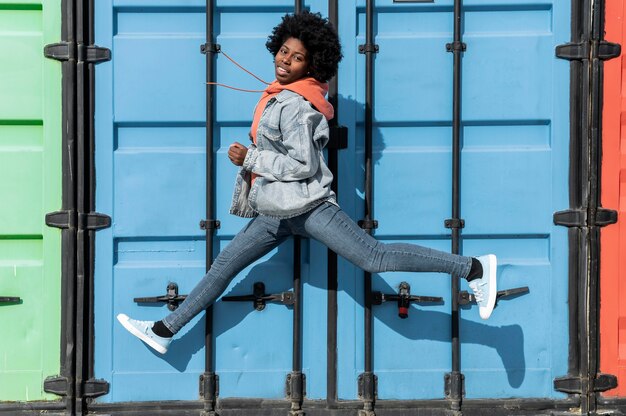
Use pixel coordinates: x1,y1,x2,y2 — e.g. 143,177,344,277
230,89,337,219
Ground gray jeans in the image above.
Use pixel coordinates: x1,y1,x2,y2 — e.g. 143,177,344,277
163,201,472,334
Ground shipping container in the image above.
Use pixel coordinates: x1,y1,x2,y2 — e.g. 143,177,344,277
3,0,624,415
0,0,63,411
600,0,626,405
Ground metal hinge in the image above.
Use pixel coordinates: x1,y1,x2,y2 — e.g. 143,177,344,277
43,376,69,396
44,376,109,398
44,42,111,64
45,211,111,231
553,208,617,227
80,379,110,398
554,373,618,394
555,40,621,61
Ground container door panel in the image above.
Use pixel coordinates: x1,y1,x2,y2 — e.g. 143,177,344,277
600,0,626,397
0,1,62,402
94,0,329,402
336,0,570,400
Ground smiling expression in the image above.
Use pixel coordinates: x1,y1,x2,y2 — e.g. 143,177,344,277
275,37,310,85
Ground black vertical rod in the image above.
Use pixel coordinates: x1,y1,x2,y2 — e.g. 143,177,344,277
327,0,339,406
289,3,305,414
74,0,87,413
86,0,96,385
202,0,219,414
448,0,464,412
57,0,77,413
360,0,377,414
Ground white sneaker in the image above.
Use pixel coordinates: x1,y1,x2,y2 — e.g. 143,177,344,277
468,254,497,320
116,313,171,354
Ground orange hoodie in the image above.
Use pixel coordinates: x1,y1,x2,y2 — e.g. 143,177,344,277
250,77,334,143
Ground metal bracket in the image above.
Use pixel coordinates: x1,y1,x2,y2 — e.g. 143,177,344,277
555,40,621,61
43,376,69,397
200,43,221,54
554,373,618,394
359,44,379,54
45,210,75,229
222,282,295,311
81,379,110,398
444,218,465,229
78,44,112,64
459,286,529,308
358,219,379,230
200,219,221,231
553,208,617,227
328,125,348,150
44,375,108,398
286,371,306,401
199,372,219,400
45,211,111,231
357,372,378,400
446,41,467,52
0,296,21,304
134,282,188,311
445,371,465,398
79,212,112,230
44,42,111,64
372,281,443,319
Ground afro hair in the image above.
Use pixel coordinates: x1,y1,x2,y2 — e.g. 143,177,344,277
266,11,343,83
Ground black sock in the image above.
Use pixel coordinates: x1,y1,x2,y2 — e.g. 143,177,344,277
152,320,174,338
465,258,483,282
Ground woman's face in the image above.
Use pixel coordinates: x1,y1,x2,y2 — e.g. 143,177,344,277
275,37,310,84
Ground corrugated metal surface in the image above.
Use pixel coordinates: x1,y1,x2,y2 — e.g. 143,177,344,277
335,0,570,400
91,0,571,407
0,0,62,402
600,0,625,398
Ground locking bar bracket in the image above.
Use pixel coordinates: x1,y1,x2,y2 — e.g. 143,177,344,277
0,296,21,304
446,41,467,53
358,44,379,54
134,282,188,311
444,218,465,229
358,219,379,230
459,286,530,308
357,372,378,401
222,281,295,311
286,371,306,401
200,43,221,54
200,219,221,231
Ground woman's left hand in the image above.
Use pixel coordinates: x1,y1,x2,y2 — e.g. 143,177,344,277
228,142,248,166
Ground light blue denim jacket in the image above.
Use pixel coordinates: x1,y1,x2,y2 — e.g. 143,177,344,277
230,89,337,219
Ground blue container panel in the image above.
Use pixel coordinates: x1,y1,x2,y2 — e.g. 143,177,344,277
335,0,570,400
95,0,330,402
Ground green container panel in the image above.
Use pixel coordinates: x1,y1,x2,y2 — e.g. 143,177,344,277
0,0,62,402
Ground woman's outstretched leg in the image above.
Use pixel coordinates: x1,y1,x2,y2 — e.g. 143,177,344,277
301,202,497,319
117,215,290,354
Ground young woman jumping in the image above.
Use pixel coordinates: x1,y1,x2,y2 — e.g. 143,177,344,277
117,11,497,355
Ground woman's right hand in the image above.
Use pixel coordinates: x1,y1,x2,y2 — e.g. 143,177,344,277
228,142,248,166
